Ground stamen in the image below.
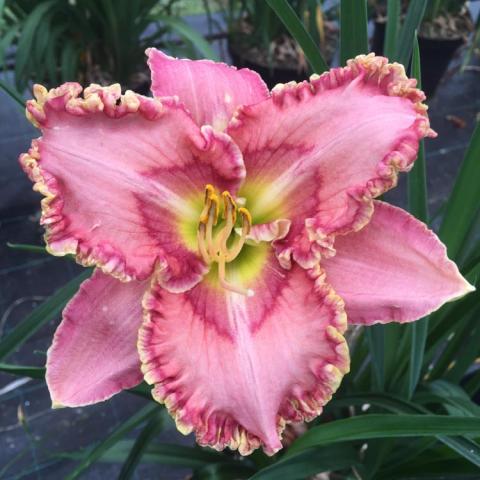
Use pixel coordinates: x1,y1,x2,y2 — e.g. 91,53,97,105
197,185,254,297
218,255,255,297
225,208,252,262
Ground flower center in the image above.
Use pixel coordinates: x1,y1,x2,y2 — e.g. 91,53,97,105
197,184,254,297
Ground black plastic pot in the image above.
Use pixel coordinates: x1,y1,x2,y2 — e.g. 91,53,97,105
371,20,465,98
229,45,309,89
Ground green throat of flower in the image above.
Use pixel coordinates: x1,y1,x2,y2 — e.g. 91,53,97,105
197,184,254,297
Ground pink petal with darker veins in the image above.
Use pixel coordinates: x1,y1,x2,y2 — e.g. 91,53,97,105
323,201,474,325
46,270,147,407
20,83,245,291
147,48,269,130
138,251,349,456
227,54,436,269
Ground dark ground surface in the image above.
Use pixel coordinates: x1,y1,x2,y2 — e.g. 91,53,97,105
1,18,480,480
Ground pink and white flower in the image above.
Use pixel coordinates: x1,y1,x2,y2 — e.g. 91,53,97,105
20,49,473,455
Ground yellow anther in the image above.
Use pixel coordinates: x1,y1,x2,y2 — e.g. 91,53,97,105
238,208,252,235
197,185,254,296
222,191,237,224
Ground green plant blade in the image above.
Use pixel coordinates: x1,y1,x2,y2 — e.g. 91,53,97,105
154,16,220,61
265,0,328,73
66,403,160,480
340,0,368,65
7,242,48,254
192,463,256,480
395,0,428,66
366,324,385,390
118,410,167,479
102,440,240,469
249,444,358,479
0,363,45,379
439,122,480,260
407,37,427,222
331,392,480,466
287,414,480,455
0,79,24,108
384,0,400,59
406,36,429,399
0,270,91,360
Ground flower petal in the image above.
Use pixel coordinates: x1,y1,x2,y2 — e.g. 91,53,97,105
46,270,147,407
21,83,245,290
138,252,349,455
322,201,475,325
227,54,436,268
147,48,269,130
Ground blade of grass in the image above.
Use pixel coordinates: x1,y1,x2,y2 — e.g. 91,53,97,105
0,363,45,379
395,0,428,66
287,414,480,455
407,36,429,399
7,242,48,254
0,270,91,360
384,0,400,59
332,392,480,467
118,410,167,480
66,403,160,480
367,324,385,390
0,78,24,108
154,16,220,61
439,122,480,261
265,0,328,73
249,444,358,480
340,0,368,65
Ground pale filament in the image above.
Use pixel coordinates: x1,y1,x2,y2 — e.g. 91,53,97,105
197,185,254,297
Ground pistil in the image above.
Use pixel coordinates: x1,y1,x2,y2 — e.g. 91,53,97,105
197,185,254,296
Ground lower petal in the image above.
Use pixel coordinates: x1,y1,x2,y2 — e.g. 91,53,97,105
322,201,474,325
46,270,147,407
138,252,349,455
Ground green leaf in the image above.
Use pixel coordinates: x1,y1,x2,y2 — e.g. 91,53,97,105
340,0,368,65
439,122,480,260
66,403,160,480
0,78,24,108
366,324,385,390
14,0,57,90
0,270,91,360
103,440,236,469
0,363,45,379
395,0,428,66
384,0,400,59
192,463,256,480
7,242,48,254
406,37,429,399
249,444,358,479
265,0,328,73
407,317,429,397
118,410,167,479
407,36,427,222
287,414,480,455
153,16,220,61
331,392,480,467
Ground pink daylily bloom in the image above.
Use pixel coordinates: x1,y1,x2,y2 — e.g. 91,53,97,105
20,49,473,455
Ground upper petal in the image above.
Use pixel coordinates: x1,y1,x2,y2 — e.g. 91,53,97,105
322,201,474,325
147,48,269,130
46,270,147,407
227,54,436,268
21,83,245,289
138,251,349,455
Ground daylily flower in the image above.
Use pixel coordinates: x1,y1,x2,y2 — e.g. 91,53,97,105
20,49,473,456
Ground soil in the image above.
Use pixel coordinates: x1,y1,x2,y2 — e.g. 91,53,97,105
229,20,338,73
420,9,473,41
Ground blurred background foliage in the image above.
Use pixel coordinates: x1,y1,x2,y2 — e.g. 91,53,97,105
1,0,480,479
